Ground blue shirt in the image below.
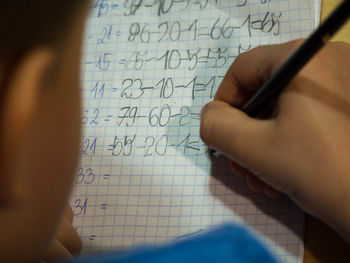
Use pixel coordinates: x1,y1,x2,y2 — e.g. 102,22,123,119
67,224,277,263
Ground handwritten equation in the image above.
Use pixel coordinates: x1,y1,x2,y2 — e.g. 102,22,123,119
72,0,310,250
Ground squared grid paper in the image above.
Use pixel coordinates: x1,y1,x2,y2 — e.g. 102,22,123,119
72,1,320,262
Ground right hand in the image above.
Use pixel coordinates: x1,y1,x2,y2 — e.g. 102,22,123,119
200,40,350,242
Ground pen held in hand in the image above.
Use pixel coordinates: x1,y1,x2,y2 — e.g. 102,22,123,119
209,0,350,156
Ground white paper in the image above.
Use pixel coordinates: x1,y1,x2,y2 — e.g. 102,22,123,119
72,1,321,262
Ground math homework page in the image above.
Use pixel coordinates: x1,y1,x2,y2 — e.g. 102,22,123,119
72,1,321,262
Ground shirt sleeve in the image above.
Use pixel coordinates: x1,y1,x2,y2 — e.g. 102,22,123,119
66,224,278,263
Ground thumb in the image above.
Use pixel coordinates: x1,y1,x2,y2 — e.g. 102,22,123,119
200,100,278,179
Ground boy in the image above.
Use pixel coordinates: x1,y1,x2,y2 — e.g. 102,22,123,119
0,1,87,261
1,1,350,262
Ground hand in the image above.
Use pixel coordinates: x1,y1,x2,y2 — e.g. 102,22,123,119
44,205,82,262
200,40,350,241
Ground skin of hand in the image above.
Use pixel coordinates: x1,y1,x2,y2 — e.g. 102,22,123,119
44,205,82,262
200,40,350,242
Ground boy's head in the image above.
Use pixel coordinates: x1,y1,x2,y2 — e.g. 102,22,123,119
0,1,89,261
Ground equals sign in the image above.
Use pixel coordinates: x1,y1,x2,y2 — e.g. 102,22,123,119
111,4,119,9
198,27,210,37
88,235,96,241
112,88,118,93
103,174,110,180
116,31,122,37
191,112,200,120
119,59,126,64
101,204,107,210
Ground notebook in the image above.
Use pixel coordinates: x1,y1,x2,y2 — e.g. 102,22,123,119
72,1,321,262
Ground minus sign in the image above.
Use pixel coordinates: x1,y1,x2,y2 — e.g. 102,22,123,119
146,58,156,62
198,34,210,36
137,146,146,149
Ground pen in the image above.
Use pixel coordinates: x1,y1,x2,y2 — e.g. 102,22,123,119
242,0,350,117
209,0,350,156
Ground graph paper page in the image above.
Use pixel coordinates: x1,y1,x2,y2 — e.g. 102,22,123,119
72,1,321,262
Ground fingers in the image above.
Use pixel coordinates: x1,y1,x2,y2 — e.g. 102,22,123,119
247,174,281,199
229,159,251,177
230,160,282,199
45,217,82,262
55,216,82,255
201,41,306,196
215,46,270,107
215,40,303,107
44,238,72,262
264,185,282,199
45,206,82,262
200,100,276,174
45,205,82,262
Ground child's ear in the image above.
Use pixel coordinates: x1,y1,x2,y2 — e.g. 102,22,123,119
0,48,55,207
